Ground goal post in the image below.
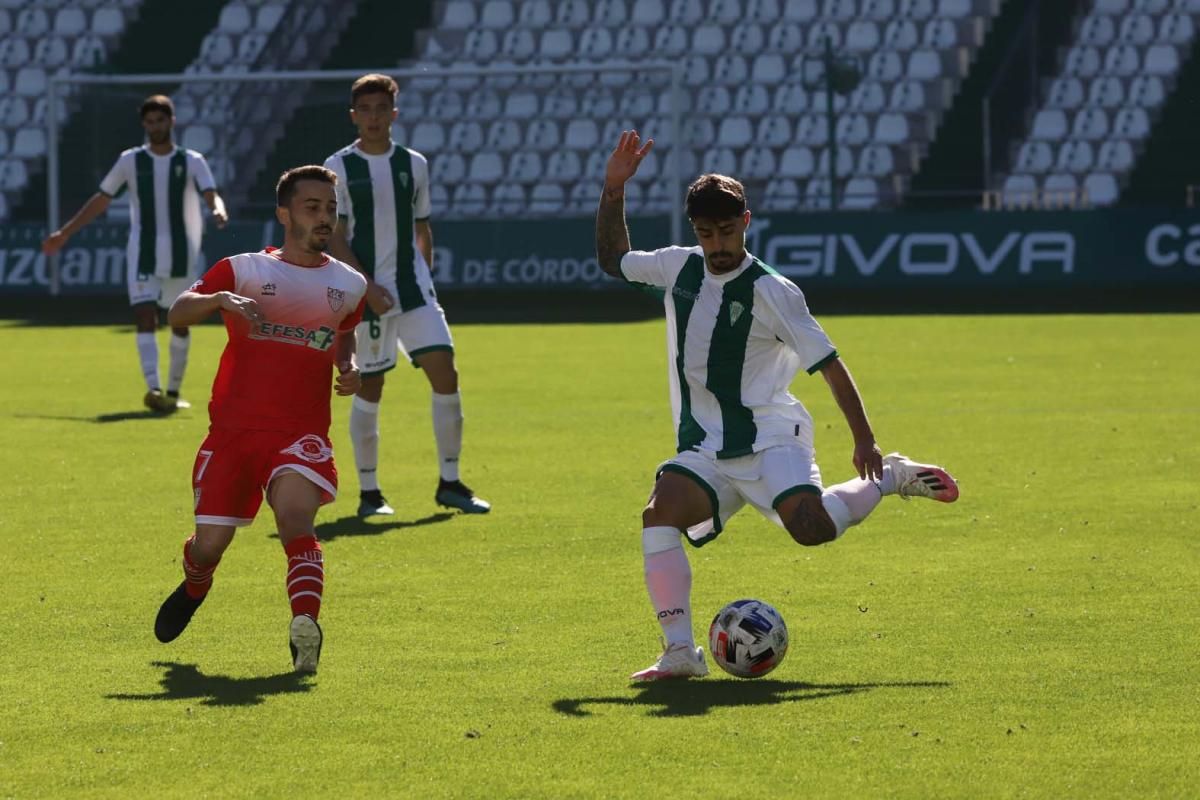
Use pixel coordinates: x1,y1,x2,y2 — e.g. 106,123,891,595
45,61,685,295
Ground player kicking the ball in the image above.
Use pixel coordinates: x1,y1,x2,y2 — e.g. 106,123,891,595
596,132,960,682
153,166,367,674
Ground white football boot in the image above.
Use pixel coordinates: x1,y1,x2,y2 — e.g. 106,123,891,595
289,614,323,674
630,643,709,682
883,453,960,503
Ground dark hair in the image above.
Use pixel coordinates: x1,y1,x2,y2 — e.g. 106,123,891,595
140,94,174,119
351,73,399,106
276,165,338,207
685,173,747,221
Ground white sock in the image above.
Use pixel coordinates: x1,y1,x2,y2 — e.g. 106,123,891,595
135,332,159,391
877,463,897,495
431,391,463,482
349,396,380,492
167,333,189,394
642,526,693,649
822,477,886,538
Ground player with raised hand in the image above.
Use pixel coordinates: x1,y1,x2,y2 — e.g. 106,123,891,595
324,73,489,519
42,94,228,413
153,166,367,674
596,131,960,682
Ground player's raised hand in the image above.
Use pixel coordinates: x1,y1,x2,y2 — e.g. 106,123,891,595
213,207,229,229
334,361,361,396
41,230,68,255
365,281,394,316
605,130,654,189
218,292,265,324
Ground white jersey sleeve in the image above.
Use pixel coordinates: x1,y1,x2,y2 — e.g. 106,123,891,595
619,245,697,289
187,150,217,192
98,150,132,197
410,149,432,220
755,274,839,374
324,153,352,223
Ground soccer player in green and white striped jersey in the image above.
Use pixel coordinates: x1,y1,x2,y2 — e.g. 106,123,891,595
42,94,228,413
597,131,960,682
324,74,489,518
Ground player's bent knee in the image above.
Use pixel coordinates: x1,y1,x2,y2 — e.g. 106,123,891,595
784,515,836,547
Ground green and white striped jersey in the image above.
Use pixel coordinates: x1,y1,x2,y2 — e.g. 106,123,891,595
621,246,839,459
99,145,216,279
324,142,434,317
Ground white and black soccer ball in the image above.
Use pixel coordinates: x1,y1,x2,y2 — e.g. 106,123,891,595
708,599,789,678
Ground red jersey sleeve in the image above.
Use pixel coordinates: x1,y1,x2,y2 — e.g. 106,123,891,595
190,258,236,295
339,295,367,332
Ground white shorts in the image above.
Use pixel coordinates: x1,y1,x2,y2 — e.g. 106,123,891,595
658,444,824,547
358,302,454,376
128,272,194,309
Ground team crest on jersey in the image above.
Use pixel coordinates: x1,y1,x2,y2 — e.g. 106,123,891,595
398,173,409,189
327,287,345,311
261,282,276,296
280,434,333,464
175,164,184,177
729,300,745,325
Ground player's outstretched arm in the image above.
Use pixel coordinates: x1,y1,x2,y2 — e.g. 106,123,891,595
596,130,653,277
168,290,263,328
41,192,112,255
819,357,883,481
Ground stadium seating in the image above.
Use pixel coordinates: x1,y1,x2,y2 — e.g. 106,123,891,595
407,0,999,214
999,0,1200,208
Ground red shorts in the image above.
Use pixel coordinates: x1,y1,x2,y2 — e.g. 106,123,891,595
192,428,338,527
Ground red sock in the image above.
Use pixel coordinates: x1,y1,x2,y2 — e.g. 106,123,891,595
182,534,218,599
284,535,324,620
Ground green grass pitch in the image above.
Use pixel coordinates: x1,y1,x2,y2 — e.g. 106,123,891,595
1,312,1197,798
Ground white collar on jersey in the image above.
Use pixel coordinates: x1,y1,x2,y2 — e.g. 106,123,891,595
704,250,755,283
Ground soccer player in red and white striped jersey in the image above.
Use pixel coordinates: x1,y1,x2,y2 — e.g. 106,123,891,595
153,165,368,674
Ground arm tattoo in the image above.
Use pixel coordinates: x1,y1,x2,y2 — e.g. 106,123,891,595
596,184,631,278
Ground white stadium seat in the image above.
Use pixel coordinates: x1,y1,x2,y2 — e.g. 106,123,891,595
717,116,754,148
526,119,561,151
816,146,854,178
13,127,46,158
669,0,704,24
937,0,972,17
1016,141,1053,174
92,7,124,36
807,21,842,49
1079,15,1115,46
14,67,46,97
545,150,582,182
740,146,777,179
733,85,769,114
859,145,894,177
867,51,903,81
907,50,943,80
255,3,285,32
712,56,749,86
836,113,871,146
16,8,49,37
1084,173,1119,205
1055,140,1094,173
485,119,521,151
500,29,535,60
1088,77,1124,108
732,23,767,51
774,84,809,114
182,125,215,153
847,21,881,53
780,146,815,178
451,183,486,215
1095,0,1128,11
518,0,553,26
1031,110,1068,140
218,3,251,33
54,7,86,36
448,121,484,152
503,90,539,119
1001,174,1037,204
804,178,833,209
843,177,880,209
632,0,665,25
862,0,897,20
564,119,600,150
702,147,737,175
923,19,957,49
901,0,935,17
751,53,786,85
481,0,515,28
1103,45,1140,76
874,113,909,144
593,0,628,26
1064,46,1101,77
530,183,565,214
693,24,726,55
1144,45,1180,74
557,0,591,26
1118,14,1155,45
794,114,826,145
468,152,504,183
850,81,887,113
412,121,446,153
1128,75,1165,107
826,0,858,22
506,152,543,183
1043,173,1079,198
756,114,792,147
1096,139,1134,171
1113,107,1150,138
1071,108,1109,140
764,178,801,208
747,0,783,22
783,0,820,23
768,21,803,51
884,19,919,50
1158,13,1194,44
38,37,71,68
653,25,688,56
490,183,525,215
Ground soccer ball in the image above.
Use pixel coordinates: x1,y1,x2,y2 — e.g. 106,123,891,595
707,599,789,678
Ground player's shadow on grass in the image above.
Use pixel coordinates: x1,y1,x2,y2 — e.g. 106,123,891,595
13,410,179,423
106,661,312,708
553,678,951,718
281,511,455,542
